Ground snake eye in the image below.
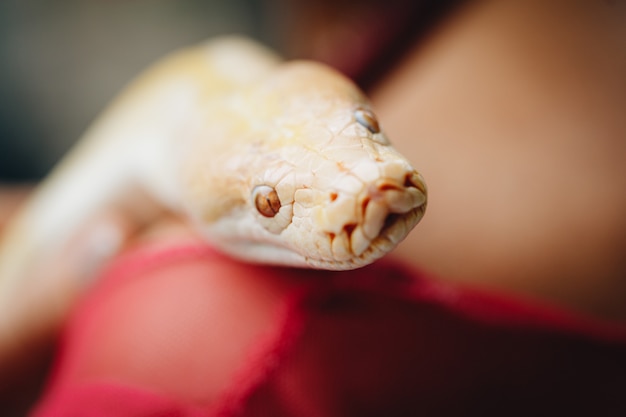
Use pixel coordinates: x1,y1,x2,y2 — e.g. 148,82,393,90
252,185,281,218
354,107,380,134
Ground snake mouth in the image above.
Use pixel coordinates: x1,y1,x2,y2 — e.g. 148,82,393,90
381,202,426,241
309,172,427,271
376,173,427,243
369,202,426,255
311,203,425,271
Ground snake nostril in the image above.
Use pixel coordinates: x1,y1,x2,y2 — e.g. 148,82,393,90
329,192,338,202
404,172,427,195
404,173,415,188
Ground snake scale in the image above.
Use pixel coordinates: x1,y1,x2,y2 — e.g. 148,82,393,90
0,37,427,363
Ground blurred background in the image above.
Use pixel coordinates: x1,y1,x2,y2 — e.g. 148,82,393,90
2,2,626,414
0,0,270,180
0,0,459,182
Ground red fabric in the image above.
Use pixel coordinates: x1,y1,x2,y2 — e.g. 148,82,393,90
32,242,626,417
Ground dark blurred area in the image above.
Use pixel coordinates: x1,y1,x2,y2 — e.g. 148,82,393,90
0,0,269,181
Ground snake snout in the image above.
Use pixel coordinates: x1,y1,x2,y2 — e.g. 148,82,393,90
358,169,426,247
322,167,427,262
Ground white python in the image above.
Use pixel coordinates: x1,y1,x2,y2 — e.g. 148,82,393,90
0,37,426,362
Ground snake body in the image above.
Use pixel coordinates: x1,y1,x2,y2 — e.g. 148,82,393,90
0,37,426,361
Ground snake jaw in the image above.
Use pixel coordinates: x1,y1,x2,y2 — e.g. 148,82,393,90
324,168,426,267
270,155,427,270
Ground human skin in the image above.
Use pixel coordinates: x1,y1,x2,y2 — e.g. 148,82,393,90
374,0,626,320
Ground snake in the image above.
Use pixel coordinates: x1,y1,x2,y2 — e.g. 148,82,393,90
0,37,427,363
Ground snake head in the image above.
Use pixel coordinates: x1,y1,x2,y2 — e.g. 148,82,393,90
182,62,427,270
250,105,426,270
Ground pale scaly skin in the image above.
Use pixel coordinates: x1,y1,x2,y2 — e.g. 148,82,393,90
0,37,426,363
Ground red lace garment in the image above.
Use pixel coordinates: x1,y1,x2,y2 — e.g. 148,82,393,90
32,242,626,416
